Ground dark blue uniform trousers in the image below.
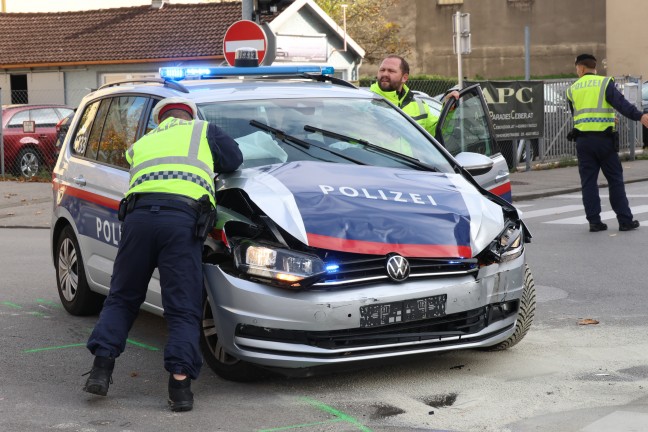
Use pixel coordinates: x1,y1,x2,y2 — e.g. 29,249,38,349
575,134,634,225
87,205,203,379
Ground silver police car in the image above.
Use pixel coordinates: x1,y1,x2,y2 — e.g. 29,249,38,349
51,63,535,382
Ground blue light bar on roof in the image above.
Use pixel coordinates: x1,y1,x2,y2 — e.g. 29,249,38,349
159,65,335,80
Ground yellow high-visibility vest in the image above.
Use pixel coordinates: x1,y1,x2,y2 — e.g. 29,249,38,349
566,75,615,132
126,118,216,206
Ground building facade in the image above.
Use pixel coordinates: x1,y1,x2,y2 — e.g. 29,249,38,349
363,0,607,79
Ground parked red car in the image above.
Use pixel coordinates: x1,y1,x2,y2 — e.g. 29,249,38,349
2,104,74,177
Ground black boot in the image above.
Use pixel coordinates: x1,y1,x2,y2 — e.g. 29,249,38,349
83,356,114,396
168,374,193,412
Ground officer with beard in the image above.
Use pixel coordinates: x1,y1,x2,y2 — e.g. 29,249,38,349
370,55,458,137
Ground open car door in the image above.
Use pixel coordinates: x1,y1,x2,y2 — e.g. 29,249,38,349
435,84,512,203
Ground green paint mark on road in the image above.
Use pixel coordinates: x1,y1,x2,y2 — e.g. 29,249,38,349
28,311,46,317
24,343,85,353
126,338,159,351
23,339,158,354
1,301,22,309
36,298,62,307
301,397,373,432
258,418,344,431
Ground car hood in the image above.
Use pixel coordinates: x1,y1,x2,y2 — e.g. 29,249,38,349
218,161,505,258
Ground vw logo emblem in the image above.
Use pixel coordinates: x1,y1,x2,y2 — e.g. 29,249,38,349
386,254,410,282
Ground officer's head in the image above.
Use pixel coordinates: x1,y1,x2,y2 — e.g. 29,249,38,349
377,55,410,93
152,97,198,124
575,54,597,77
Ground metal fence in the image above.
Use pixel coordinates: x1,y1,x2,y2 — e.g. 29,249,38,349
412,76,644,168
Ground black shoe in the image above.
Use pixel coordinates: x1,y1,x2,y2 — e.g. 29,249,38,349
168,374,193,412
619,220,640,231
589,222,608,232
83,356,114,396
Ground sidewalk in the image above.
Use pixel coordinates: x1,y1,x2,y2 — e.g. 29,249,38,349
511,157,648,201
2,158,648,229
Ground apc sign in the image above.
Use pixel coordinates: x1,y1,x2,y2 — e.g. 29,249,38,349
467,81,544,140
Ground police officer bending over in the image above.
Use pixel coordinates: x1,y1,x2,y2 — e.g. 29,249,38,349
567,54,648,232
83,97,243,411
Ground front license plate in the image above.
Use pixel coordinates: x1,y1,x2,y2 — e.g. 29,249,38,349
359,294,447,328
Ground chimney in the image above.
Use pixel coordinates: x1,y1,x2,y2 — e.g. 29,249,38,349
151,0,167,9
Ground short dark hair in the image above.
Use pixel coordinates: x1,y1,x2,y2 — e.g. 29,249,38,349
385,54,410,75
575,53,596,69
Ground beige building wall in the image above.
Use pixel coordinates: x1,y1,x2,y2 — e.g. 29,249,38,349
606,0,647,80
364,0,606,79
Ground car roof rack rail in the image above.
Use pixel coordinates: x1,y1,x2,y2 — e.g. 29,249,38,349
300,73,357,89
97,78,189,93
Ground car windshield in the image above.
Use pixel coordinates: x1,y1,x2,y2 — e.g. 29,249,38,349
199,97,454,172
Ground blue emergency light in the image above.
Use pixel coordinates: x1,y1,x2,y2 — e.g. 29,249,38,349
159,65,335,81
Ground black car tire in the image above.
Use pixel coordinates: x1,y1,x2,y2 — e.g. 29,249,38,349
55,225,104,316
200,291,267,382
484,264,536,351
16,147,42,178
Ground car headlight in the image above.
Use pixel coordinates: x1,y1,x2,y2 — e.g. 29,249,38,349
232,240,326,288
483,224,524,265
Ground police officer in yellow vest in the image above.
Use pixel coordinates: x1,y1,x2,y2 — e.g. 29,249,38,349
370,55,459,140
84,97,242,411
567,54,648,232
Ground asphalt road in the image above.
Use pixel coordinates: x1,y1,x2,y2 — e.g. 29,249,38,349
2,184,648,432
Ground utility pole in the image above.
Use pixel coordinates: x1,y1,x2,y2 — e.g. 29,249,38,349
242,0,254,21
453,12,471,88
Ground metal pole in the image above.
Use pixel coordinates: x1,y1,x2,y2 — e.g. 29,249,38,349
342,4,347,52
523,26,531,171
455,12,463,88
524,26,530,80
242,0,254,21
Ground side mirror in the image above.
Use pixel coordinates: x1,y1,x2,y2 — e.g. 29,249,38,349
23,120,35,133
454,152,494,176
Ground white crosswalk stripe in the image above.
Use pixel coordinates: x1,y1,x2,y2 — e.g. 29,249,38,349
545,204,648,225
520,205,584,219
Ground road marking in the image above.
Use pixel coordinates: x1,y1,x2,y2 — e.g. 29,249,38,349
546,205,648,224
520,205,583,219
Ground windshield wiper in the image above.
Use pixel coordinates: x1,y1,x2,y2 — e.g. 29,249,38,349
250,120,311,149
249,120,367,165
303,125,437,171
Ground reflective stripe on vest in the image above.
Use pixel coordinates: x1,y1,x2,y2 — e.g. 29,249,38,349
409,99,428,121
130,170,215,197
567,76,615,131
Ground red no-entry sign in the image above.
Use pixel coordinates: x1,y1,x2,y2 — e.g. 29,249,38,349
222,20,268,66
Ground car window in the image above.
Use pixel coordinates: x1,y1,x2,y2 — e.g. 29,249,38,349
56,108,75,119
30,108,59,127
7,110,29,128
439,91,499,157
96,96,147,168
72,101,101,155
200,97,454,173
85,99,112,160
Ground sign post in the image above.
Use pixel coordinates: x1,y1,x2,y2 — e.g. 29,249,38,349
453,12,471,88
222,20,268,66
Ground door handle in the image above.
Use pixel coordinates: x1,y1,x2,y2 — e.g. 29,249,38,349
494,171,509,182
73,176,86,186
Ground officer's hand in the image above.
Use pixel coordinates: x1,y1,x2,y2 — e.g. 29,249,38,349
444,91,460,102
640,113,648,128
